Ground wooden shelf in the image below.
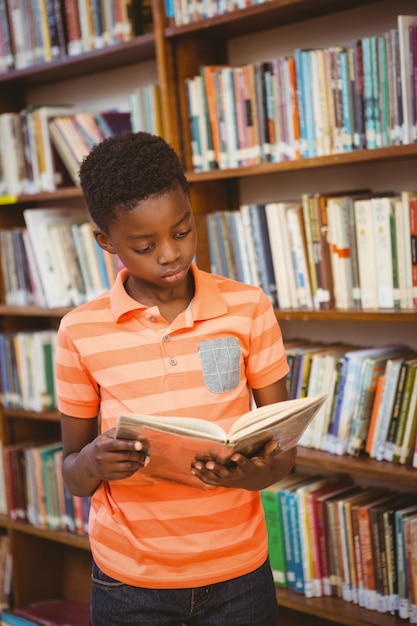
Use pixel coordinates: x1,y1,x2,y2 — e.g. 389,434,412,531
164,0,380,39
3,408,60,422
0,303,415,322
0,34,155,88
186,144,417,182
296,447,417,488
276,587,403,626
10,521,90,551
0,305,73,318
2,144,417,207
274,309,417,323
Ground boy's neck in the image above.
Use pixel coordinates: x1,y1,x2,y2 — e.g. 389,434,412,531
125,270,195,324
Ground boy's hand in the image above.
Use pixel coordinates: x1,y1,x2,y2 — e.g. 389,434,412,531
88,428,151,481
190,439,295,491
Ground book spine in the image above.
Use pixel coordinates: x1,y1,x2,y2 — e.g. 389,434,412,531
261,489,287,586
383,360,408,461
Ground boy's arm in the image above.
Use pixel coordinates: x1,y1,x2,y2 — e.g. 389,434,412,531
60,413,150,497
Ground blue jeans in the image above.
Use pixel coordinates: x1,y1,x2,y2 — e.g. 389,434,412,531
90,558,279,625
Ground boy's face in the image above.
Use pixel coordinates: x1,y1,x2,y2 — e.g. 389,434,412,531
95,188,197,292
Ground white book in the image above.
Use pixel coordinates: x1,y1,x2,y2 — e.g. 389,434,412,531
194,75,213,170
23,207,90,308
284,204,313,309
400,191,417,309
220,67,239,169
371,196,396,309
32,105,77,192
398,15,417,144
117,395,327,489
327,195,354,309
0,113,25,196
370,357,406,460
354,198,378,309
79,221,107,296
265,202,298,309
395,198,409,309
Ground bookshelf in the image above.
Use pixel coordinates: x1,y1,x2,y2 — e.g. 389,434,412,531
0,0,416,623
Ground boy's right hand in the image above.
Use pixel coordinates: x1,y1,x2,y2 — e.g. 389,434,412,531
89,428,151,481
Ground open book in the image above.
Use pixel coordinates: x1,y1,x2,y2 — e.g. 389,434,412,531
116,394,327,488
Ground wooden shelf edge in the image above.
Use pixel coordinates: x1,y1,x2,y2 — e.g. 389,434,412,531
275,309,417,322
0,304,73,317
296,447,417,487
164,0,380,39
0,304,416,322
2,408,59,421
185,144,417,182
0,35,156,87
276,587,403,626
9,521,90,551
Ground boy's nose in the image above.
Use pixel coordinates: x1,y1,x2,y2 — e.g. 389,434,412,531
158,241,180,264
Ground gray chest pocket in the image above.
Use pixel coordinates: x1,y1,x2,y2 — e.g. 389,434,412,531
198,337,241,393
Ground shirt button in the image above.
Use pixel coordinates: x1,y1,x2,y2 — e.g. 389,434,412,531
163,335,171,342
149,315,157,323
169,358,177,366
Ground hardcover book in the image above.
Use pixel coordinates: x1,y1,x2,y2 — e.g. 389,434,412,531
116,395,326,488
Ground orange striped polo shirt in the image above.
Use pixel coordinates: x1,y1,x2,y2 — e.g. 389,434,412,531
55,264,289,588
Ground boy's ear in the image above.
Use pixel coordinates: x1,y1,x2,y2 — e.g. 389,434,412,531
94,227,116,254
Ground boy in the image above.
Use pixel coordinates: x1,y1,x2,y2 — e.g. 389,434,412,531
55,132,296,625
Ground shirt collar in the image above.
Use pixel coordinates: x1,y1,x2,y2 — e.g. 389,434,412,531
110,264,228,322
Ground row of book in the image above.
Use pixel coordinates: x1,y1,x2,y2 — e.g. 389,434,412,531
3,439,91,535
2,325,417,471
0,0,153,73
261,472,417,621
284,339,417,466
206,190,417,312
0,91,163,197
0,330,57,412
165,0,267,25
0,106,131,196
0,207,123,309
186,15,417,171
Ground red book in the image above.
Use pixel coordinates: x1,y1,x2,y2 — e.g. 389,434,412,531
13,599,90,625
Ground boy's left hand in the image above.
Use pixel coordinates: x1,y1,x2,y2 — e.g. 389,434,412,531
190,440,296,491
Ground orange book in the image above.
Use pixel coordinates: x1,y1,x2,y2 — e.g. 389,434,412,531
364,374,385,454
202,66,223,168
286,56,300,159
243,63,261,165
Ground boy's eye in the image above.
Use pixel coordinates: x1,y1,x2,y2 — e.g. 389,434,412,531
174,229,191,239
135,243,155,254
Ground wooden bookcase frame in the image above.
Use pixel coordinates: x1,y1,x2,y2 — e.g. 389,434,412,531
0,0,416,623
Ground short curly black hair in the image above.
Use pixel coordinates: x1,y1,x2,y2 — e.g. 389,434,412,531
79,131,190,232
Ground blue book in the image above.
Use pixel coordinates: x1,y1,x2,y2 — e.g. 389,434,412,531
339,49,353,152
369,36,382,148
361,37,376,149
279,477,312,592
293,49,308,158
301,50,315,158
248,204,278,307
350,40,366,150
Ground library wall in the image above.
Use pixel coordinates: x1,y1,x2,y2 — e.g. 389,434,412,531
26,60,158,111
